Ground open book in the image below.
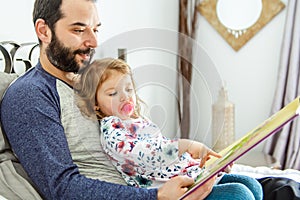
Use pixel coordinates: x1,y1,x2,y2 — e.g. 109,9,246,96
180,96,300,199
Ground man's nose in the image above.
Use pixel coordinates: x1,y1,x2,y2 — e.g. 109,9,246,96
83,29,98,48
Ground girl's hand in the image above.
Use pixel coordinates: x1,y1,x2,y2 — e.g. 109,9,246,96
196,145,221,167
179,139,221,167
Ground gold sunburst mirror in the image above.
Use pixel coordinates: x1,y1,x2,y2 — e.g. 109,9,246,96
197,0,285,51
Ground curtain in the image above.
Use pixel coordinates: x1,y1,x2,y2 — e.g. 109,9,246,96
263,0,300,170
177,0,199,139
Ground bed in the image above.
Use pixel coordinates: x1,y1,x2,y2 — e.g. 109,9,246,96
232,164,300,183
1,41,300,199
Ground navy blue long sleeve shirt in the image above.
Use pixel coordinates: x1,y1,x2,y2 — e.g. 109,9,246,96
0,62,157,199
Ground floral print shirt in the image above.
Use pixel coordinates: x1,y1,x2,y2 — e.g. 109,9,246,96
100,116,202,188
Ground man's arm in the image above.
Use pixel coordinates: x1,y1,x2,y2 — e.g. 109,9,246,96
0,77,157,199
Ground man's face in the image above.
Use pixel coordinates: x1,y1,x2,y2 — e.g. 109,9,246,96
46,0,100,73
46,31,95,72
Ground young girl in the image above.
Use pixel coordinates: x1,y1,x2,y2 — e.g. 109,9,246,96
75,58,263,200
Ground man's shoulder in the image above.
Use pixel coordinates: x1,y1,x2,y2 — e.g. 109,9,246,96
8,67,57,94
2,67,60,108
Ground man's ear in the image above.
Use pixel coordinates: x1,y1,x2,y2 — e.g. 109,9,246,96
35,19,51,44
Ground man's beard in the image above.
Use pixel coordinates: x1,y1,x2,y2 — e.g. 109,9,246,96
46,32,95,73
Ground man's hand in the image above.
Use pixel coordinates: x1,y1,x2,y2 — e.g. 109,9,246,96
157,175,216,200
222,162,234,173
184,175,216,200
157,176,193,200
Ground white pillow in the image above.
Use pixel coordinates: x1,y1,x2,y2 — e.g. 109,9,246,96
0,72,18,158
0,72,42,199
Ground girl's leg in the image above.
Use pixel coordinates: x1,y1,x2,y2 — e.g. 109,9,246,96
219,174,263,200
205,182,255,200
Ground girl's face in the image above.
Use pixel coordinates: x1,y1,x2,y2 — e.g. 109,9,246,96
96,70,136,120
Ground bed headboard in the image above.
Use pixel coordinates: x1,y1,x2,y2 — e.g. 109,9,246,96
0,41,39,74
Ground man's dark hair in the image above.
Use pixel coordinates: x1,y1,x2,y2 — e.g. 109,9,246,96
32,0,97,43
33,0,63,33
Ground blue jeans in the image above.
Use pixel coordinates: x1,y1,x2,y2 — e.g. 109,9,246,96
205,174,263,200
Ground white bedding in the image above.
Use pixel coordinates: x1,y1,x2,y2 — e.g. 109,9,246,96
231,164,300,182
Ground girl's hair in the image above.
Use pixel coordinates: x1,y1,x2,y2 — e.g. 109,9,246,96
75,58,142,120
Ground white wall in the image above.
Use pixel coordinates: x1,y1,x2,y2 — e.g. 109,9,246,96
96,0,180,139
0,1,37,42
0,0,180,139
0,1,289,150
196,0,288,150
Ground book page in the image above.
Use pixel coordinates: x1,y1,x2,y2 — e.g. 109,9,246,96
180,97,300,199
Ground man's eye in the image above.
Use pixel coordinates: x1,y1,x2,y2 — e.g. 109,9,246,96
109,92,117,96
126,88,133,92
74,29,84,33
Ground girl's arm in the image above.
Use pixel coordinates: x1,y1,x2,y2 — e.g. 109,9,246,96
178,139,221,166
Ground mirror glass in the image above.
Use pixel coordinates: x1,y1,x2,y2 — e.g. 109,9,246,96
216,0,263,30
198,0,285,50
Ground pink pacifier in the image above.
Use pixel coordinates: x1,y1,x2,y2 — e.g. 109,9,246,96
122,103,134,115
